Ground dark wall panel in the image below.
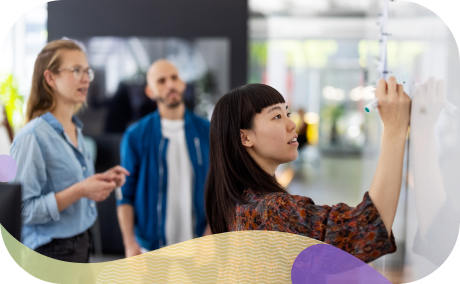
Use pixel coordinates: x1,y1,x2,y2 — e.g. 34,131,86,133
47,0,248,88
47,0,247,255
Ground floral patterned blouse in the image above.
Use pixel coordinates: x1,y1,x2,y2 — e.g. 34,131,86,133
229,189,397,263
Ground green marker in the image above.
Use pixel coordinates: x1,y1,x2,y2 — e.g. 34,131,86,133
364,98,379,113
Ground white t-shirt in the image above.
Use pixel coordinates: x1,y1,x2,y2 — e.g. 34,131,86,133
161,118,194,246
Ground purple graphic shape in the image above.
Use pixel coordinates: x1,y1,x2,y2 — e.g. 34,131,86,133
0,155,18,182
291,244,391,284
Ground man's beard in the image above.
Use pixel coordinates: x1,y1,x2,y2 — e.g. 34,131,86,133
157,90,183,108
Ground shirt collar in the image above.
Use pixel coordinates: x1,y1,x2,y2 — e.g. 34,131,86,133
41,112,84,133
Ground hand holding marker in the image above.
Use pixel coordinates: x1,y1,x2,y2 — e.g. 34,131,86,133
364,81,458,115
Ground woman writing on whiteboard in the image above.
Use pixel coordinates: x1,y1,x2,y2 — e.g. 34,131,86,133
205,77,410,263
10,40,129,263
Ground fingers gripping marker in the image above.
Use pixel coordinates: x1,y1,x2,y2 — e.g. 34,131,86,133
365,81,458,115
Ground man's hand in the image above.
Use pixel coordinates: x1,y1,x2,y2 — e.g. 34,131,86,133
125,241,142,258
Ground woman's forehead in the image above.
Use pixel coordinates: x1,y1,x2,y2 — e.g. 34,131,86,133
262,103,288,114
60,50,88,66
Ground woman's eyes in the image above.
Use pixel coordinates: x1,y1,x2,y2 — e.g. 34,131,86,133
274,112,291,119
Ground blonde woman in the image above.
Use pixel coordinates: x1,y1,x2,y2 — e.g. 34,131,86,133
10,40,129,263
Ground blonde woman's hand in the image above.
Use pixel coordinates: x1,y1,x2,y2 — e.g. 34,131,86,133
375,76,411,137
78,173,117,202
105,165,130,188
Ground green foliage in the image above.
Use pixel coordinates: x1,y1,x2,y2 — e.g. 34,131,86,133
0,74,24,132
250,41,268,66
248,41,268,83
195,71,217,118
196,70,216,95
321,104,345,122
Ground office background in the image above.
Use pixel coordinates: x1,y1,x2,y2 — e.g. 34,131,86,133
1,1,459,283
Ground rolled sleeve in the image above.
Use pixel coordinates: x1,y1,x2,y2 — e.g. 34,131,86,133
10,133,61,225
117,190,134,206
118,130,139,206
43,192,60,221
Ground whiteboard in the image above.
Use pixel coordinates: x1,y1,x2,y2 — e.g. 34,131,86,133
367,0,460,281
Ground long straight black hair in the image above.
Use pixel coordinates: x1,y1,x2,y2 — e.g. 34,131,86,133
205,83,289,234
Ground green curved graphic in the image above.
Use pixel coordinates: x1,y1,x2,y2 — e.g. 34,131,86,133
2,226,105,283
2,226,323,283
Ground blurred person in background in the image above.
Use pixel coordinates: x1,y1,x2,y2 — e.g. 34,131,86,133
117,59,211,258
9,39,129,263
296,108,308,150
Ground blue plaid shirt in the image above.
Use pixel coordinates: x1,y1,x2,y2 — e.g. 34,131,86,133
9,112,97,250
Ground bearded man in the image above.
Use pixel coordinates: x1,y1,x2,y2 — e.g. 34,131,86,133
117,59,211,257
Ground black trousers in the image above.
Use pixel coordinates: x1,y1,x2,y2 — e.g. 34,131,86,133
35,230,92,263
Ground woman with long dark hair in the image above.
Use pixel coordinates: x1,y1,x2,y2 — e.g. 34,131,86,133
206,78,410,263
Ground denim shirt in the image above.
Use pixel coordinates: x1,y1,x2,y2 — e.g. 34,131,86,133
118,109,209,250
9,112,97,250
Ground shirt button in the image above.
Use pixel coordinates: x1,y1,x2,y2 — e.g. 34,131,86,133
91,203,95,207
82,166,86,171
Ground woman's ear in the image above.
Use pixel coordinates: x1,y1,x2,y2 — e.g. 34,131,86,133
43,70,55,89
240,129,253,147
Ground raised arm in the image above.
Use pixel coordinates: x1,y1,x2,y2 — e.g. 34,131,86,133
368,76,411,234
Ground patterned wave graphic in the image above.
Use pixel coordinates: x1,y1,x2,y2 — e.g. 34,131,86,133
2,226,322,283
95,231,322,283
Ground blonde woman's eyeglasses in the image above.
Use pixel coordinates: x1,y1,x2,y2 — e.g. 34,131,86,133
57,67,95,82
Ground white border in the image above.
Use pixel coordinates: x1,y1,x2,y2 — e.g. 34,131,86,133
0,0,459,283
0,1,52,282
